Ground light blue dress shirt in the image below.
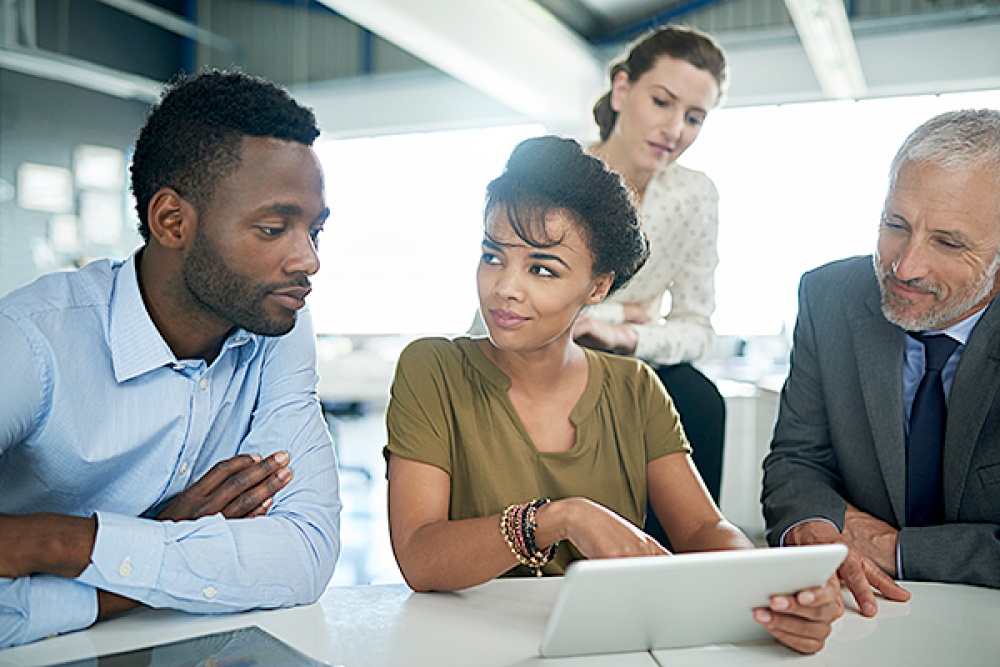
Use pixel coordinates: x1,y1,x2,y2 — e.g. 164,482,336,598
901,309,983,422
0,253,342,648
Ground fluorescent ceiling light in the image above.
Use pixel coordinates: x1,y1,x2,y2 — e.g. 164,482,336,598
784,0,867,99
0,47,162,102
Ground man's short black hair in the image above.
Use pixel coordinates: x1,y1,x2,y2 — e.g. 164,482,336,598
130,69,321,242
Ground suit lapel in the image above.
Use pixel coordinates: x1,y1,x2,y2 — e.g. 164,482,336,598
945,298,1000,519
851,288,907,525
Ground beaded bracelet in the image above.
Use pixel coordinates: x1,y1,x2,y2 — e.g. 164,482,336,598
500,498,558,577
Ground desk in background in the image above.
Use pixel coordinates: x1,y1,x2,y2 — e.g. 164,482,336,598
1,579,997,666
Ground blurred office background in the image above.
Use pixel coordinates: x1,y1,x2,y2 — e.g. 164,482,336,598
3,0,1000,584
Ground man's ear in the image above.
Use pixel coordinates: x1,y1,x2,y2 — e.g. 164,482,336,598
148,189,196,250
587,273,615,305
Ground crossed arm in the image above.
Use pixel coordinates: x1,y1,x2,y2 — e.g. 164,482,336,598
0,452,294,623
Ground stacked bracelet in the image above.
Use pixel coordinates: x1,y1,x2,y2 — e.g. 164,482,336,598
500,498,558,577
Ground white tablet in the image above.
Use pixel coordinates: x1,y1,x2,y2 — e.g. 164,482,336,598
539,543,847,658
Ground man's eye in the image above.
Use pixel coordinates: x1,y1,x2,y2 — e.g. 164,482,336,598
935,238,963,250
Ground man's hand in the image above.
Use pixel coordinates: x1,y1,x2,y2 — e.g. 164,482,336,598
95,452,292,621
785,519,910,617
0,513,96,579
156,451,292,522
842,504,899,576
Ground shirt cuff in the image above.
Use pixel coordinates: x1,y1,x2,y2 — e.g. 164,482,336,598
632,327,663,363
780,517,839,546
77,511,167,596
896,540,904,579
26,575,98,644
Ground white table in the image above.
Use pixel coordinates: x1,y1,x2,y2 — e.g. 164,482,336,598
1,580,997,666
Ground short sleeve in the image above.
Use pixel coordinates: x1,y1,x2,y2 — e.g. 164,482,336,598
639,361,691,462
385,340,456,475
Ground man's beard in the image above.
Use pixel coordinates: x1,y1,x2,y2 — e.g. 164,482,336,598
873,252,1000,331
182,229,307,337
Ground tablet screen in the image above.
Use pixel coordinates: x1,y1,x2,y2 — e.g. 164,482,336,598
48,625,333,667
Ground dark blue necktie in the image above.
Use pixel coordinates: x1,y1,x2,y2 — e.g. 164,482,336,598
906,332,960,527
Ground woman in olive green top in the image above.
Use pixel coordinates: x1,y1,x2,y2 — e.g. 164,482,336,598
386,136,842,654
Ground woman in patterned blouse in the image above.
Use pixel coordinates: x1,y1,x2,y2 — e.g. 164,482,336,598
575,25,729,527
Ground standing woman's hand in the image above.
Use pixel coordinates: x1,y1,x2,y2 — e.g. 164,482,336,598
621,302,652,324
573,316,639,355
533,497,669,558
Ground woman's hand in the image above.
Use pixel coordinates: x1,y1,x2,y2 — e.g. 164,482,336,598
534,497,669,559
621,302,652,324
753,575,845,654
573,316,638,355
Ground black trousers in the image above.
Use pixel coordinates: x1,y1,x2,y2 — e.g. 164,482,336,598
643,363,726,549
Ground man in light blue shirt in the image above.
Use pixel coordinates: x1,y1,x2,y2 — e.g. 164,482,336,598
0,70,341,647
763,109,1000,618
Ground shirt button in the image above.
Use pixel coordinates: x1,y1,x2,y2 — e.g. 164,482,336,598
198,377,208,390
179,462,189,475
119,557,133,578
203,587,217,599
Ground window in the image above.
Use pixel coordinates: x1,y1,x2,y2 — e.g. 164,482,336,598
681,89,1000,336
311,124,543,335
310,90,1000,340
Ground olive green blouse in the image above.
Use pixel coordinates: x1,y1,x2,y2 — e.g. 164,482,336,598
385,336,691,575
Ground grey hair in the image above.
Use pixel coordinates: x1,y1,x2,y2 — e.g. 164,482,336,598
889,109,1000,186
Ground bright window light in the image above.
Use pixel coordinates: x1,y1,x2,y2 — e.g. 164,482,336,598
310,90,1000,340
312,124,543,336
681,88,1000,337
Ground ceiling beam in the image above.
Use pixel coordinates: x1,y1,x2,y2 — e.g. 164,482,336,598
593,0,728,46
95,0,234,51
316,0,605,132
0,46,162,102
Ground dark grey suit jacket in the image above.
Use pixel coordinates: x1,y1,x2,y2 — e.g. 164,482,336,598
762,255,1000,588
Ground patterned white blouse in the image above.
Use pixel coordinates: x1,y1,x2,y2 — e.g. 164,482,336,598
587,161,719,366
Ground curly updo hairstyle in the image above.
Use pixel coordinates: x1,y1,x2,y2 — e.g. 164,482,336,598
130,69,320,242
484,135,649,296
593,24,728,142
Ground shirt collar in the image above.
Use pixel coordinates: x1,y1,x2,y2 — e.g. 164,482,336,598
927,307,986,347
108,250,256,382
